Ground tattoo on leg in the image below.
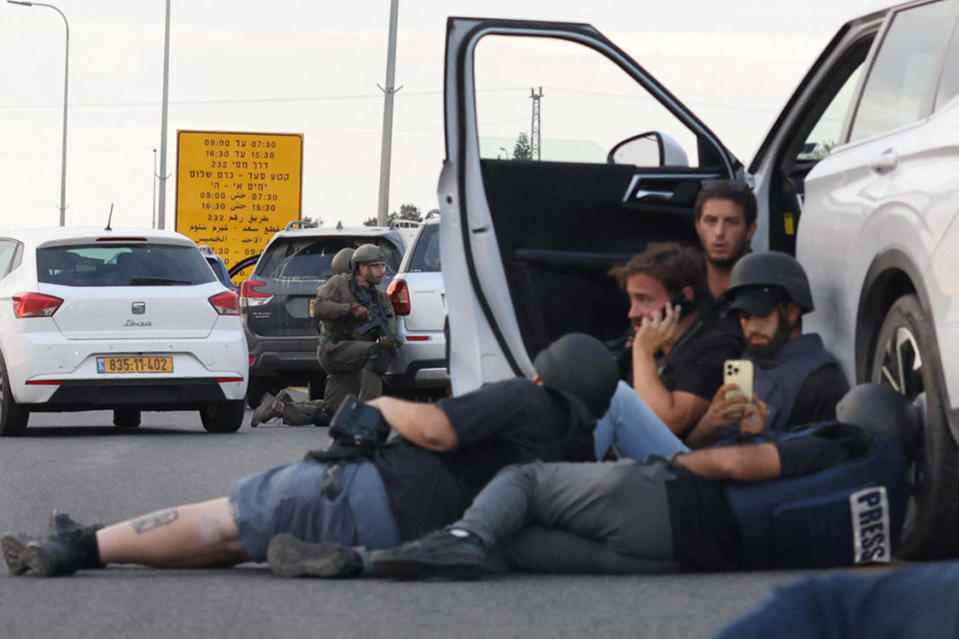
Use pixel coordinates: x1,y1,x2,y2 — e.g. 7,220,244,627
130,509,180,534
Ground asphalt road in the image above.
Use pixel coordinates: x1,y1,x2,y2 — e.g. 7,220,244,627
0,405,854,639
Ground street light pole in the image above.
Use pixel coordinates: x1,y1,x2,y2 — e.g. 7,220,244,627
8,0,69,226
376,0,401,227
156,0,171,230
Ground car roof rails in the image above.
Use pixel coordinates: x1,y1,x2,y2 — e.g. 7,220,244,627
285,219,319,231
197,245,215,255
389,219,421,229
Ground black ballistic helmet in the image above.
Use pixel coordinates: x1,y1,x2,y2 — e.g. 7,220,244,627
725,251,814,314
533,333,619,419
836,384,922,456
350,244,387,271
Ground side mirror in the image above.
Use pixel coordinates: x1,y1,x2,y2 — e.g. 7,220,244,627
607,131,689,167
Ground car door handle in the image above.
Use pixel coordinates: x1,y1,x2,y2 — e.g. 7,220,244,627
633,189,674,200
870,151,899,174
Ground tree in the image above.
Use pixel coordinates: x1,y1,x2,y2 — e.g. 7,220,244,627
513,132,532,160
362,203,422,227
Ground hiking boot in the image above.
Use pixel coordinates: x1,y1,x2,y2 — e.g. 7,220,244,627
313,406,332,427
4,512,103,575
251,391,289,427
267,534,364,578
371,528,488,580
1,534,88,577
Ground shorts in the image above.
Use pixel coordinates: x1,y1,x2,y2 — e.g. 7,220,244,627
228,460,400,561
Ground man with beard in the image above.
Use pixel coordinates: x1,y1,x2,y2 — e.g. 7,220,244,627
253,245,397,427
694,179,757,301
596,251,847,458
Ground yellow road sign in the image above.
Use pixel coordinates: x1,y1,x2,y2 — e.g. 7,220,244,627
175,130,303,268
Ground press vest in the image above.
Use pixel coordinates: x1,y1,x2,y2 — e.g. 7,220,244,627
726,423,909,569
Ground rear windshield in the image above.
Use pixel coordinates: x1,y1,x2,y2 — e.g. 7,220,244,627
255,237,402,281
37,244,217,287
407,223,440,273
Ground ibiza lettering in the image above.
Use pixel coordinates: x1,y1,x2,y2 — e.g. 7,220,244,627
124,319,153,327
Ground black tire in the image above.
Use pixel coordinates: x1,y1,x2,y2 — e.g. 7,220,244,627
113,408,141,428
0,354,28,436
246,376,271,409
870,294,959,558
200,400,244,433
308,374,326,401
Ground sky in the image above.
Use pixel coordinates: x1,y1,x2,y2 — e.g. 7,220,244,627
0,0,878,236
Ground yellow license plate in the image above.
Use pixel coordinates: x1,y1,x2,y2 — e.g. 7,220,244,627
97,356,173,374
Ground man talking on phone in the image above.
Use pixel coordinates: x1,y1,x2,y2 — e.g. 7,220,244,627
600,251,848,459
593,243,744,459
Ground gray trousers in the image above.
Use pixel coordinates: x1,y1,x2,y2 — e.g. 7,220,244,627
459,459,679,574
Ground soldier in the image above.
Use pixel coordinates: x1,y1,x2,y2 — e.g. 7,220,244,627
252,244,399,427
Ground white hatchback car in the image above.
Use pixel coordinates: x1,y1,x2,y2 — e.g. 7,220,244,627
438,3,959,557
0,227,248,435
385,215,449,395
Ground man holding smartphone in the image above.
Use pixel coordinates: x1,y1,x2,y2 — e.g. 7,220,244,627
593,243,744,459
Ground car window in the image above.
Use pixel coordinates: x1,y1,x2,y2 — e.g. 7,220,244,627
255,237,402,281
407,224,440,273
36,244,217,287
935,20,959,109
473,35,706,168
0,240,20,279
799,63,866,161
850,0,958,142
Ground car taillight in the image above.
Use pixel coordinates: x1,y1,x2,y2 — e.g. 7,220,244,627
209,291,240,316
240,279,272,307
13,292,63,318
387,278,410,316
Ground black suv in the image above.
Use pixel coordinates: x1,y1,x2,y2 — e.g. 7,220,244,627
240,221,415,407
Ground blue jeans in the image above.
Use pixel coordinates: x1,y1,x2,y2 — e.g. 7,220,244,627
593,381,690,461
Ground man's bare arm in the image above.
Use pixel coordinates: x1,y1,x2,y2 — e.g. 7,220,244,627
367,396,458,451
672,443,781,482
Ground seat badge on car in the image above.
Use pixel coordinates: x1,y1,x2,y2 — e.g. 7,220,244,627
132,301,146,315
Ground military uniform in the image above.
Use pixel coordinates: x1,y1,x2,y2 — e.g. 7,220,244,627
312,272,397,413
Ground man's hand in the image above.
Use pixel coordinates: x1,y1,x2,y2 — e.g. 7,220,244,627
351,302,372,321
699,383,750,430
740,394,769,435
633,303,682,356
378,335,393,350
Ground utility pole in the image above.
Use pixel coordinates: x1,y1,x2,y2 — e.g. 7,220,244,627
156,0,171,229
530,87,543,161
152,148,158,229
376,0,401,226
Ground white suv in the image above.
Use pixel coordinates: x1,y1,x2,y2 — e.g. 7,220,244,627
438,3,959,556
0,227,248,435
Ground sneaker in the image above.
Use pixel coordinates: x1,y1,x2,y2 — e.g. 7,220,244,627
267,534,364,578
251,392,286,427
371,528,488,580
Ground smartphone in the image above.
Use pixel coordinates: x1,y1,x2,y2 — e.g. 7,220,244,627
723,359,754,399
670,291,697,319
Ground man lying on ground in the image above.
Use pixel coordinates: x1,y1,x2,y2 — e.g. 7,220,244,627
2,333,619,578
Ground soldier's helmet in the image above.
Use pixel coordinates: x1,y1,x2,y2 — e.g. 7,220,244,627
331,248,354,275
350,244,387,272
724,251,814,317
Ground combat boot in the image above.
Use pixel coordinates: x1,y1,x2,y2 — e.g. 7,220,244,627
250,390,292,427
3,512,103,575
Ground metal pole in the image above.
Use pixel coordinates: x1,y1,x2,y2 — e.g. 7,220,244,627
152,148,158,229
7,1,69,225
376,0,400,227
157,0,171,230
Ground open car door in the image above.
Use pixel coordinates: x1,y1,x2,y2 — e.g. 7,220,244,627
439,17,741,393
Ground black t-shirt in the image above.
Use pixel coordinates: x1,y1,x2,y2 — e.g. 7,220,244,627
787,364,850,428
659,312,744,404
372,378,581,540
667,422,865,571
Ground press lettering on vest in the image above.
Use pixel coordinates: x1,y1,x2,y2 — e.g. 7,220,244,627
850,486,891,564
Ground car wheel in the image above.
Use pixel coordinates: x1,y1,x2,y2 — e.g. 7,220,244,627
200,400,244,433
113,408,141,428
0,354,28,437
246,376,271,409
308,374,326,401
871,294,959,558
